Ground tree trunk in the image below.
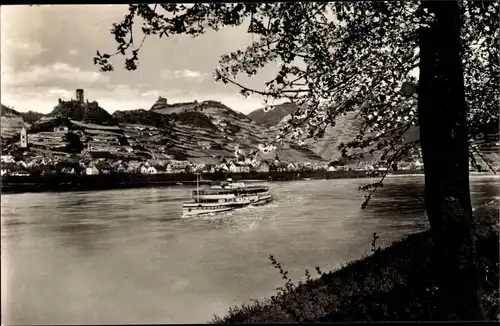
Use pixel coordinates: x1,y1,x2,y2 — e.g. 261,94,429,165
418,1,485,320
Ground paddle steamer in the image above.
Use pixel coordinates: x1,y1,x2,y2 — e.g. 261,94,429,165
182,176,272,217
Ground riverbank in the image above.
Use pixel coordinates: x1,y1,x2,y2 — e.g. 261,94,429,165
1,170,429,194
211,198,499,322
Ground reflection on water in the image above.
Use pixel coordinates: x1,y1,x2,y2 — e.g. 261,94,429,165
1,175,498,324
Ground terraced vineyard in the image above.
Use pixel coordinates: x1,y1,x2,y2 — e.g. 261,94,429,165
116,99,325,163
2,98,325,165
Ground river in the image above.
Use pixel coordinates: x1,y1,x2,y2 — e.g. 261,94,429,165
1,174,498,324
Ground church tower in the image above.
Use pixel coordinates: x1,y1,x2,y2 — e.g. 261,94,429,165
20,127,27,148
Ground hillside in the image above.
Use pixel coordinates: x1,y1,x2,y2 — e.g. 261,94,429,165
28,117,73,134
305,111,367,162
10,99,324,164
254,102,372,163
1,104,26,144
261,102,422,166
247,102,298,127
169,111,218,130
48,100,118,126
151,98,251,121
267,105,499,169
20,111,45,124
120,100,324,163
1,104,22,118
112,109,171,129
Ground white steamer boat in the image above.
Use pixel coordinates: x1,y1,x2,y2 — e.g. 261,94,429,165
182,175,272,217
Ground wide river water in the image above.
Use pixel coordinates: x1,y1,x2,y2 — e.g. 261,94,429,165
1,174,498,324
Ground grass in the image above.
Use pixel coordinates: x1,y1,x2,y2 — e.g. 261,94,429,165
211,198,499,323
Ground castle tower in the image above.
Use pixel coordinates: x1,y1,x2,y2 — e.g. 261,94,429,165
76,89,84,103
20,127,27,148
157,96,167,104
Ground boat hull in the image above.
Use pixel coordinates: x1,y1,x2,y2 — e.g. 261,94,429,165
182,195,272,217
182,206,233,218
252,194,272,206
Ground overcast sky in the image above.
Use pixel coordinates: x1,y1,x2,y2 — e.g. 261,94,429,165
1,5,282,114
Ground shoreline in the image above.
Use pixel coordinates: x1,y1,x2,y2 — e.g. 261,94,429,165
1,170,410,194
1,170,495,195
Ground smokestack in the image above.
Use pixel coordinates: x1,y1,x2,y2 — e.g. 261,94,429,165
76,89,84,103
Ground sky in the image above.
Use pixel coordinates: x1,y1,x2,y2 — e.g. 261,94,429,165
1,5,283,114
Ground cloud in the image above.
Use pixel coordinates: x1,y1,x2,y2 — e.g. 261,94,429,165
93,86,187,112
2,62,110,90
48,88,72,97
2,39,47,57
68,49,79,56
161,69,208,81
140,90,162,97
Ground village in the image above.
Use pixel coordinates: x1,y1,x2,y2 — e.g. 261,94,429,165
1,141,427,177
0,89,432,178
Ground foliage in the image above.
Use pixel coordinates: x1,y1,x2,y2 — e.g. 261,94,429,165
224,121,241,135
94,1,498,205
27,117,69,134
132,144,147,151
20,111,45,124
169,111,218,130
64,132,84,153
371,232,381,254
112,109,172,129
118,135,130,146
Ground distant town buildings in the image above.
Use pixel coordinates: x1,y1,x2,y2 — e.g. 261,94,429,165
54,126,69,132
85,165,99,175
2,150,473,178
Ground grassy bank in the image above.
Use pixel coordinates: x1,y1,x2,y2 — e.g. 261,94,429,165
211,199,499,322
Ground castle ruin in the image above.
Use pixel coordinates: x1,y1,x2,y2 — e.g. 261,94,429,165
76,89,84,103
157,96,168,105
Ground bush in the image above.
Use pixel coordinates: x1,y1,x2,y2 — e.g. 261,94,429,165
64,132,84,153
169,111,218,130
